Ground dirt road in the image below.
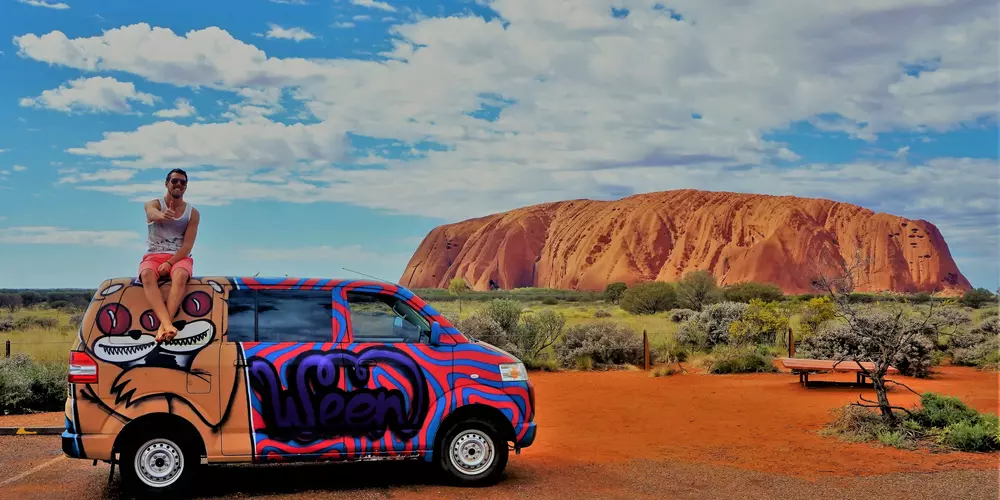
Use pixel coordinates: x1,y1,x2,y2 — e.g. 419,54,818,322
1,366,997,499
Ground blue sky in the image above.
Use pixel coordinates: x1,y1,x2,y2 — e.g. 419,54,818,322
0,0,997,291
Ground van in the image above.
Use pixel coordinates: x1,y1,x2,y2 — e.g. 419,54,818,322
62,276,536,495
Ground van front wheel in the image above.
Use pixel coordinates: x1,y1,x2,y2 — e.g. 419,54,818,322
119,433,196,496
437,418,508,486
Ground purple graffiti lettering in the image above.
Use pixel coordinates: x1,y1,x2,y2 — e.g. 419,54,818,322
247,346,428,444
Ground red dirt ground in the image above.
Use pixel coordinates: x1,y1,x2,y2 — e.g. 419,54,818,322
0,365,996,499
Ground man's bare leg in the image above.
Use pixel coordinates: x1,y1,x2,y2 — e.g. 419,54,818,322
162,268,190,342
140,269,177,342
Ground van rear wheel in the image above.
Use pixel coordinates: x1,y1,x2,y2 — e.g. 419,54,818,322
437,418,508,486
118,432,197,496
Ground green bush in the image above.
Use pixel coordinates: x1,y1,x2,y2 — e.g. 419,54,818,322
676,270,720,311
0,354,67,415
675,301,748,351
949,317,1000,369
668,308,697,323
619,281,678,315
14,315,59,330
722,281,784,303
553,321,643,369
540,297,559,305
481,298,523,333
961,288,997,309
705,344,777,374
604,282,628,304
593,309,612,318
915,393,981,428
943,418,998,452
727,299,788,346
799,296,837,337
514,309,566,364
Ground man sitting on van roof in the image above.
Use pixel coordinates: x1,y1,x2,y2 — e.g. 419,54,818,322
138,168,201,342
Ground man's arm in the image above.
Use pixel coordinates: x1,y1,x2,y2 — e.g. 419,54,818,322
145,199,173,223
167,208,199,265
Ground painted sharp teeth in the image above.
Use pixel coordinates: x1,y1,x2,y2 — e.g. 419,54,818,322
100,341,154,355
163,331,207,347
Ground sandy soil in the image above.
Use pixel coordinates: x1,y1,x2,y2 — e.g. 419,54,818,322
0,366,997,499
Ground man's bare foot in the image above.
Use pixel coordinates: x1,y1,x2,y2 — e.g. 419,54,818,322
156,323,178,343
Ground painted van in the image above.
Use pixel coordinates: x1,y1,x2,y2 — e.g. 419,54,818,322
62,276,536,495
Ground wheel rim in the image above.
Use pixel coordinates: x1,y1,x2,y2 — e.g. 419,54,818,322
134,438,184,488
449,429,495,476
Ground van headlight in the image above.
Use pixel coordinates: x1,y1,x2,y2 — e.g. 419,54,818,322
499,362,527,382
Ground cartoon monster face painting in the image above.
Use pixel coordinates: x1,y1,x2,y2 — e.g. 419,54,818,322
90,287,215,372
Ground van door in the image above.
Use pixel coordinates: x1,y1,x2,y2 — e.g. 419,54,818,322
337,289,452,458
235,287,347,462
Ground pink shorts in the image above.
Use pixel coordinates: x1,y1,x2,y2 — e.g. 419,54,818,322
139,253,193,280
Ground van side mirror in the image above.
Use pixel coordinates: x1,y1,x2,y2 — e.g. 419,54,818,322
430,321,442,345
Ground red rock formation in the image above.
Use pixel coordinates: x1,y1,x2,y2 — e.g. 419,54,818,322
399,189,972,295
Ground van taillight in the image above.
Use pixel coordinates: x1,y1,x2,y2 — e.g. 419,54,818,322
68,351,98,384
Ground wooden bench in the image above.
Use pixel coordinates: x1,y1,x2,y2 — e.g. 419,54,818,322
777,358,899,387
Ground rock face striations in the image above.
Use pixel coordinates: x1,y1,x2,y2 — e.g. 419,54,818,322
399,189,971,295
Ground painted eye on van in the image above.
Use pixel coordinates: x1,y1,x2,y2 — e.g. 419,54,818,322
182,291,212,317
140,310,160,331
96,303,132,336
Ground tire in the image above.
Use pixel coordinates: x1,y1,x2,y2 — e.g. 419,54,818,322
436,418,508,486
118,432,197,497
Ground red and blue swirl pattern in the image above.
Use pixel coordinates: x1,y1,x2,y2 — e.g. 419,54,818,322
231,276,534,463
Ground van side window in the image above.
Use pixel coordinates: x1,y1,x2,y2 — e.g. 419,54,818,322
226,289,256,342
256,289,334,342
347,291,427,343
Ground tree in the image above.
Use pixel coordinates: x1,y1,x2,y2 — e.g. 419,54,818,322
676,270,720,311
809,248,941,424
960,287,996,309
0,294,23,314
448,277,470,319
619,281,677,315
604,282,627,304
516,309,566,363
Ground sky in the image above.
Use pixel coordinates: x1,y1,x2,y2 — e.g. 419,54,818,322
0,0,997,291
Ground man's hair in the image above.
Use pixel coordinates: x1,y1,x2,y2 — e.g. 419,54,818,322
165,168,188,182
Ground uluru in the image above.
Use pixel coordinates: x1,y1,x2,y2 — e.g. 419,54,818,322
398,189,972,295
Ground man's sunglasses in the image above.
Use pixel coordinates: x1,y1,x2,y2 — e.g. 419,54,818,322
170,179,187,185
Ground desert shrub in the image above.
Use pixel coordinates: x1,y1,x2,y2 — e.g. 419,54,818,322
949,317,1000,369
0,354,67,415
981,308,999,320
797,310,935,378
619,281,678,315
14,315,59,330
0,314,12,332
722,281,783,303
675,301,748,351
514,309,566,364
553,321,643,369
727,299,788,346
668,308,696,323
705,344,777,374
604,282,628,304
915,393,980,428
481,298,523,334
914,393,1000,452
943,418,999,452
0,293,24,313
593,309,612,318
675,270,720,311
68,312,85,328
540,297,559,305
799,296,837,337
961,287,997,309
455,313,514,352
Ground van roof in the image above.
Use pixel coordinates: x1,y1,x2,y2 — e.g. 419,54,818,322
102,275,407,290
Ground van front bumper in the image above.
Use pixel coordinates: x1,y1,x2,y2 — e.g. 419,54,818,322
514,421,536,449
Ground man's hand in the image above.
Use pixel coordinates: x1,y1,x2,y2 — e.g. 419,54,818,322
157,261,172,276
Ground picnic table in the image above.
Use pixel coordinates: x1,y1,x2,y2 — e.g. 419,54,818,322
777,358,899,387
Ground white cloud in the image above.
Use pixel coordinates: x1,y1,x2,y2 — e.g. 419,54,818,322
263,23,316,42
17,0,69,10
153,98,196,118
269,0,307,4
332,22,355,29
353,15,371,21
0,149,6,153
12,165,27,172
58,169,135,184
10,2,999,282
0,226,141,246
351,0,395,12
19,76,156,114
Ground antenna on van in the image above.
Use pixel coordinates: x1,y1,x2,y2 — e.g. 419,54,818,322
342,267,398,285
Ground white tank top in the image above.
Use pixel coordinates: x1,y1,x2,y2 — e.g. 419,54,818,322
146,198,193,255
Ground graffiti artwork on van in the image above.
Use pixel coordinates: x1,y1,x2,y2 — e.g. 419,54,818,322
75,278,245,432
246,346,429,444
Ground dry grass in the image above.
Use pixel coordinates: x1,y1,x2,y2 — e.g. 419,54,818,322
1,307,79,362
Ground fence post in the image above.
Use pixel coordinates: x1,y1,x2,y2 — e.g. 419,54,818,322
643,330,649,370
4,340,9,359
788,326,795,358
